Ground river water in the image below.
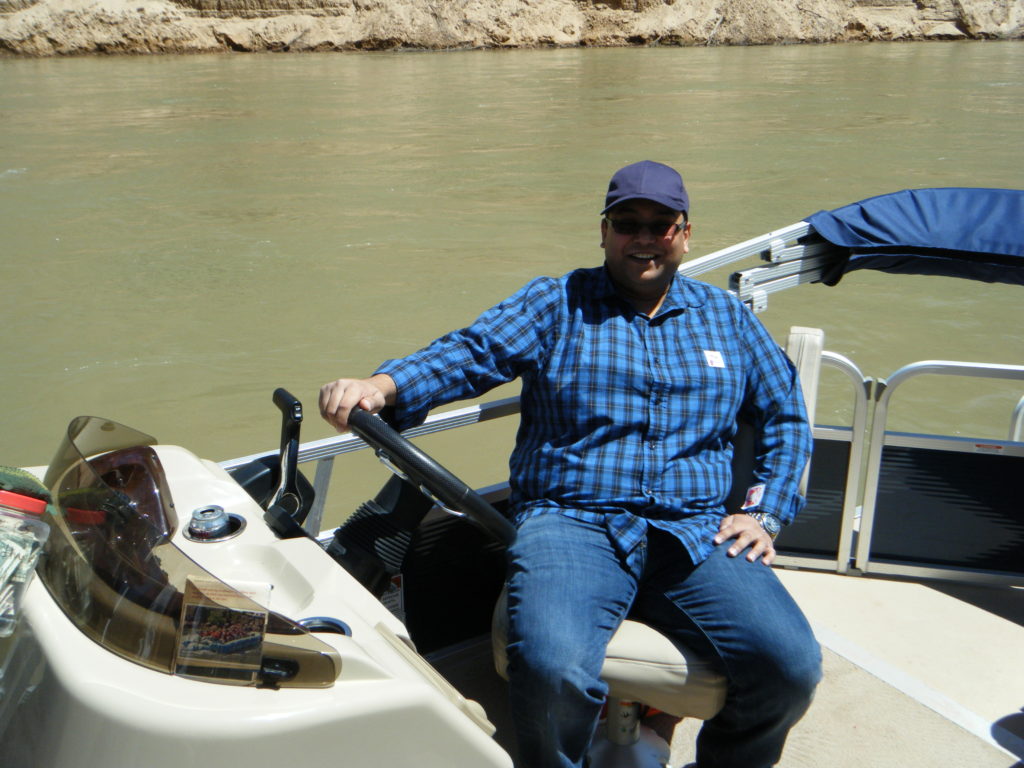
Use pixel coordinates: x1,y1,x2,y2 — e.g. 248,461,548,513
1,42,1021,514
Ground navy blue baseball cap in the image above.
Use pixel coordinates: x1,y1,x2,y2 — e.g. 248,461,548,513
601,160,689,215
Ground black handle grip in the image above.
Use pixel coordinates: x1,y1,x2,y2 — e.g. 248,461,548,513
273,387,303,425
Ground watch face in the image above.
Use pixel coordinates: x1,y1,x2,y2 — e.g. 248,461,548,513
762,514,781,535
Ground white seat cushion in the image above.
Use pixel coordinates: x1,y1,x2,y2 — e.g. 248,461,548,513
491,588,727,720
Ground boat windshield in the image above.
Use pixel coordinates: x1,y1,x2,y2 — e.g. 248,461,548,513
38,416,340,688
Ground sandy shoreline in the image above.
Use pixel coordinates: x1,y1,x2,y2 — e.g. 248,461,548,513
0,0,1021,56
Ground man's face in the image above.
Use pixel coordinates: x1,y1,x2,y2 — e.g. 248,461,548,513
601,199,691,311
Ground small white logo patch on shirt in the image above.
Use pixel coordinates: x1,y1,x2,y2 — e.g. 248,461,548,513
704,350,725,368
741,484,766,510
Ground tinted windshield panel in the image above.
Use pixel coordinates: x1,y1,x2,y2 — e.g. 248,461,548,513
39,416,339,687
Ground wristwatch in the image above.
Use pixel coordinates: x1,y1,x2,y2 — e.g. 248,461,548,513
744,511,782,541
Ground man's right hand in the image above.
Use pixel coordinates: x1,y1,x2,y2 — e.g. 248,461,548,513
318,374,397,432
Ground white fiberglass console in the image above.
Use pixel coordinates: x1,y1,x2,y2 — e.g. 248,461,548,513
0,416,507,768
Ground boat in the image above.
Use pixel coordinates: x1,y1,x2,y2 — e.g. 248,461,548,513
0,188,1021,768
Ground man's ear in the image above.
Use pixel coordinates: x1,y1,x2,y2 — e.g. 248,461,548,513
680,221,692,254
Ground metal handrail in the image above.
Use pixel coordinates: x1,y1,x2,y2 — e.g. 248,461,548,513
771,351,871,573
855,361,1024,577
818,352,872,574
221,395,521,471
231,355,1024,579
221,350,872,561
1011,395,1024,442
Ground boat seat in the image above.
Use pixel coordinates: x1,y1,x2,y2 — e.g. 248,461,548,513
491,586,728,719
490,326,825,764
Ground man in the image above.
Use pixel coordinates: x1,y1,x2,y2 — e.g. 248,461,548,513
320,161,822,768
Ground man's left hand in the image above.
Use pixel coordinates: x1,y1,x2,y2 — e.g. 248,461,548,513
713,514,776,565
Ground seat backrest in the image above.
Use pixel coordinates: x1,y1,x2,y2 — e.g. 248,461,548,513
785,326,824,495
725,326,824,513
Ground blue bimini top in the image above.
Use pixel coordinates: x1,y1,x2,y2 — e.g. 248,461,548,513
807,188,1024,286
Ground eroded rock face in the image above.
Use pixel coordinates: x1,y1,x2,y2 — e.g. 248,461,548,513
0,0,39,12
0,0,1021,56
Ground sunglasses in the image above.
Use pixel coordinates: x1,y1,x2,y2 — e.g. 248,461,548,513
604,217,684,238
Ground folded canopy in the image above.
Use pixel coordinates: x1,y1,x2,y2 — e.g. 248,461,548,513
807,188,1024,286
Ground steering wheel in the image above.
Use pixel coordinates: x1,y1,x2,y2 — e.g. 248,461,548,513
346,409,516,546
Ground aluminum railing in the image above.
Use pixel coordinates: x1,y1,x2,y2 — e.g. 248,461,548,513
220,354,869,568
772,351,871,574
221,357,1023,584
854,361,1024,585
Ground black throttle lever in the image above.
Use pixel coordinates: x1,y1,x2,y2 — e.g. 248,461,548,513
264,387,311,539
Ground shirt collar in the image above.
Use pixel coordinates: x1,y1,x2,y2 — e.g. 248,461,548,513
595,266,706,316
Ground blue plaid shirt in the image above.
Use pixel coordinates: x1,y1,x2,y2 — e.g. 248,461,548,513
378,266,811,565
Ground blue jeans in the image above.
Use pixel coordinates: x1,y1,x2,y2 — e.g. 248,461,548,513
504,514,822,768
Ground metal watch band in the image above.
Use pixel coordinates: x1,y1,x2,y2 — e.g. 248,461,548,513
745,511,781,541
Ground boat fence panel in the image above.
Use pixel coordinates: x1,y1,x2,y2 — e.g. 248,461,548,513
775,428,852,567
856,362,1024,586
774,352,871,574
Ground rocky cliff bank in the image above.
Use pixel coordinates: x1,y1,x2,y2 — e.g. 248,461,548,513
0,0,1021,56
